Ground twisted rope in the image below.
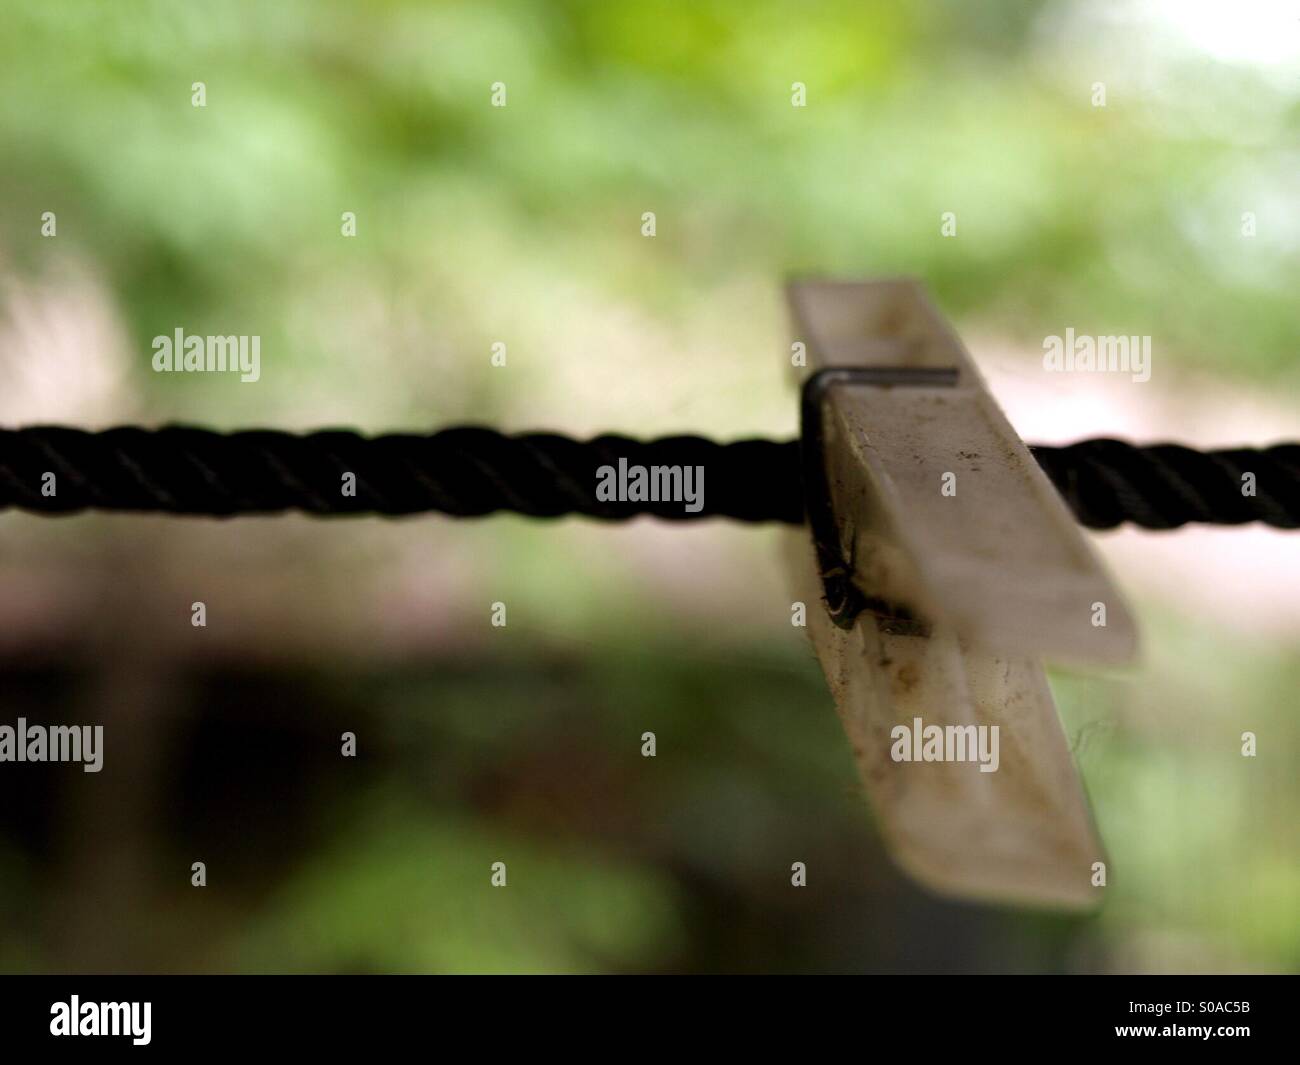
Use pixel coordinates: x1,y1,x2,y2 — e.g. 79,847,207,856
0,426,1296,529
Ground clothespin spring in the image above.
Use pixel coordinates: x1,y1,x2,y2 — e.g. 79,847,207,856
798,366,961,634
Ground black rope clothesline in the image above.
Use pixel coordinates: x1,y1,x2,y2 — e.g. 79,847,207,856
1,425,1296,530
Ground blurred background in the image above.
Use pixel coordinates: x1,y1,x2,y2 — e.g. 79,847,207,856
0,0,1296,972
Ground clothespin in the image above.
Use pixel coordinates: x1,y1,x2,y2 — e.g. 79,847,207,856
788,279,1138,908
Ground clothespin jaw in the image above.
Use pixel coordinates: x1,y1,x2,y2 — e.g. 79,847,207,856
788,279,1138,909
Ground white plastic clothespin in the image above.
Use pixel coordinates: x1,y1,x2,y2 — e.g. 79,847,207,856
788,278,1138,908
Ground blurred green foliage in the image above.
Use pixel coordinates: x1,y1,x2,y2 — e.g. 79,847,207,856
2,0,1295,415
